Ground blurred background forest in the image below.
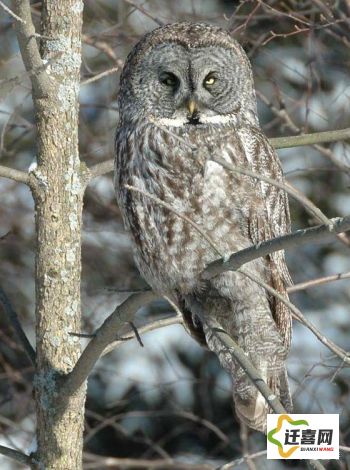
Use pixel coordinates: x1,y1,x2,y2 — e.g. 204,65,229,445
1,1,350,468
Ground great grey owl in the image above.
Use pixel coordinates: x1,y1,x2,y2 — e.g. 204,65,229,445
114,22,292,433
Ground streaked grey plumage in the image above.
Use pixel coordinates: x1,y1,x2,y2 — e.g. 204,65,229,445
114,22,292,432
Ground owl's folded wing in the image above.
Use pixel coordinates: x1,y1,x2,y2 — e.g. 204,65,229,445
237,127,293,350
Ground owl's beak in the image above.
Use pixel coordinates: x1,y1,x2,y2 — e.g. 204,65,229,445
187,99,199,124
187,99,198,116
187,99,197,116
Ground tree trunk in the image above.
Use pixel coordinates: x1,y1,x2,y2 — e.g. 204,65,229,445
30,1,86,468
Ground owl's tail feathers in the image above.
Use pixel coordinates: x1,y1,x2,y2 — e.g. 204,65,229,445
234,365,293,434
200,314,292,434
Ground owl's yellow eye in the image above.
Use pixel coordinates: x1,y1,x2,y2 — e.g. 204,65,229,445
204,74,217,87
160,72,178,87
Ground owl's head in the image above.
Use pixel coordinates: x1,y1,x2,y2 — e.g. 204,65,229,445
118,22,258,127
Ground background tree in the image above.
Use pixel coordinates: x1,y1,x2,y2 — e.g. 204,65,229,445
0,1,349,469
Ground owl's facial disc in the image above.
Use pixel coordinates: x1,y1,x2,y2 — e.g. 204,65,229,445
129,43,252,127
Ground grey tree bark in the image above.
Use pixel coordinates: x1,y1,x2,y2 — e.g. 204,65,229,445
13,1,87,468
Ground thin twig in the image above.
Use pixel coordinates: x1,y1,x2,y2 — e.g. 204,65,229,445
211,156,330,225
86,159,114,181
83,452,213,469
101,314,182,356
0,444,32,466
270,127,350,149
288,271,350,293
82,34,122,64
121,0,164,26
125,184,223,257
239,422,257,470
240,269,350,364
128,321,144,347
0,1,25,23
0,286,36,365
186,296,325,470
81,66,119,86
187,295,284,412
212,156,350,247
220,450,267,469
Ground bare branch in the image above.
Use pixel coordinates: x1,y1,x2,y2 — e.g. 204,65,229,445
288,271,350,293
270,127,350,149
121,0,164,26
0,1,25,23
81,66,119,86
211,156,330,225
0,444,32,466
86,160,114,181
59,291,156,400
221,450,267,469
240,268,350,364
82,34,122,64
101,314,182,356
0,286,36,365
110,189,350,365
202,215,350,280
83,452,213,470
87,127,350,180
212,156,350,247
257,90,350,173
93,174,350,365
0,165,31,186
12,0,51,97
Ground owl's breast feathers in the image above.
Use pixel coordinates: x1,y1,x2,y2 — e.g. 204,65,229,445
116,121,290,291
115,119,293,431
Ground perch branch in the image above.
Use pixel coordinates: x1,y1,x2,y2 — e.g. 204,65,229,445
113,181,349,364
110,182,349,363
0,286,36,365
202,215,350,280
111,185,350,364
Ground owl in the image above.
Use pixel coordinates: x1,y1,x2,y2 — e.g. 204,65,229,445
114,22,292,433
